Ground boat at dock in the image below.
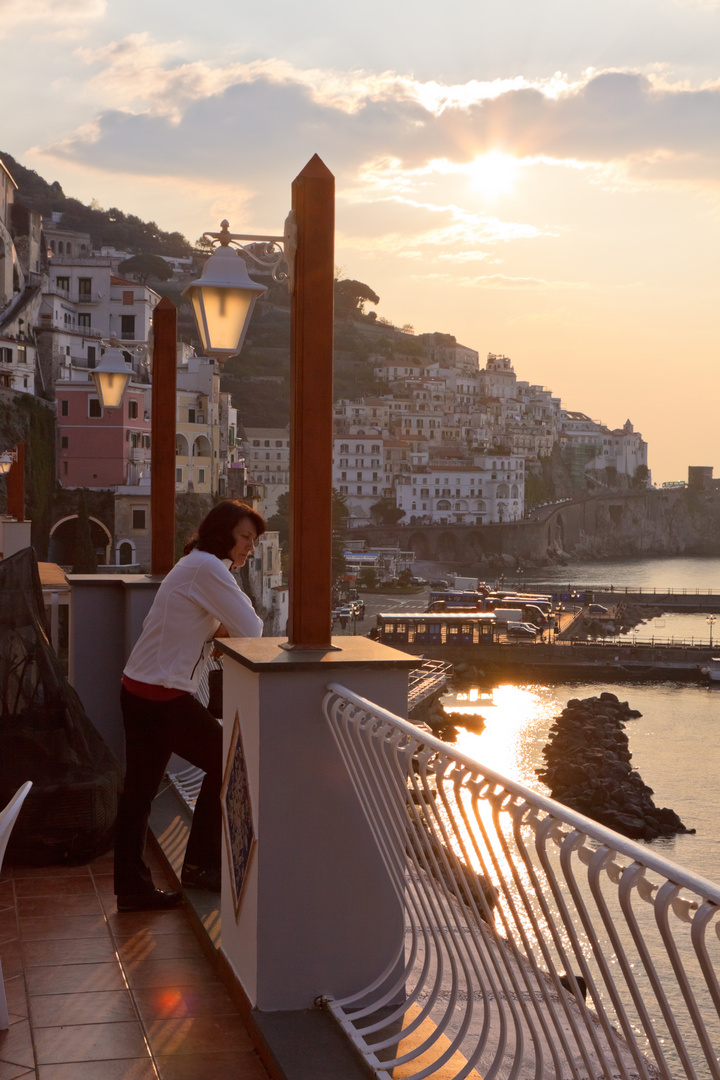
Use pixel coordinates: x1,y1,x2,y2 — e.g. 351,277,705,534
703,657,720,682
440,687,496,713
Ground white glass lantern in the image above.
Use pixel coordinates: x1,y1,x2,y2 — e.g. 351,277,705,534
91,347,133,409
182,246,267,364
0,450,16,475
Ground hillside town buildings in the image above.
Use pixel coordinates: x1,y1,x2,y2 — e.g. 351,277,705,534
1,152,651,566
326,346,648,526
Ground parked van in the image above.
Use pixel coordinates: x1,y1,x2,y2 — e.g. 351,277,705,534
523,604,548,626
491,608,523,625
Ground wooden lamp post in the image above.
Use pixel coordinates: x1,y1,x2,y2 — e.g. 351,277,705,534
185,155,335,648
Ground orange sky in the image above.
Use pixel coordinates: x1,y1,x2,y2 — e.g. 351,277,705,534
5,0,720,482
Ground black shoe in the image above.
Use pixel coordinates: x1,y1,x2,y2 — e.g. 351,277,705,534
117,888,182,913
181,865,221,892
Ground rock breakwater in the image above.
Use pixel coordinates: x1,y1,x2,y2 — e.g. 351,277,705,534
537,692,694,842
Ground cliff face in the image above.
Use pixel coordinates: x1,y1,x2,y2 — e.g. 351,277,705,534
568,487,720,558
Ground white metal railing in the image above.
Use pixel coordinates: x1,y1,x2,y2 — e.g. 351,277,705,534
322,683,720,1080
408,660,453,711
166,659,219,812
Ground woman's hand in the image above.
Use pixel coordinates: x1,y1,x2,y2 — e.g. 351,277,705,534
211,624,230,658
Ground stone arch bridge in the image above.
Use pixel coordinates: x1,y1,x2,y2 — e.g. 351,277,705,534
349,488,692,564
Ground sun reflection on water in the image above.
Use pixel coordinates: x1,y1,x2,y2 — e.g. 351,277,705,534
445,682,562,792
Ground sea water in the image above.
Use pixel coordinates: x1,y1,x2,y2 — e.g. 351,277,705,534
440,556,720,1076
442,556,720,887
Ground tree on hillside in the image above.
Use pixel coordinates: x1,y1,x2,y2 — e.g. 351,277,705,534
334,278,380,316
633,463,649,489
370,497,405,525
358,566,377,589
267,489,348,581
524,470,549,508
266,492,290,545
118,253,174,285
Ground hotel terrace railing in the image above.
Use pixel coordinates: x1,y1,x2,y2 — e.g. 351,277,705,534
322,684,720,1080
407,659,453,711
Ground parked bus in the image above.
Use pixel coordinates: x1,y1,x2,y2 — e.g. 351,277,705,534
375,611,496,646
484,598,550,624
485,594,552,616
427,589,484,611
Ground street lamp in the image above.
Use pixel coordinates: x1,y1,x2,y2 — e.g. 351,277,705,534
182,217,295,366
187,158,335,649
707,614,716,648
0,443,25,521
90,345,133,409
0,448,18,476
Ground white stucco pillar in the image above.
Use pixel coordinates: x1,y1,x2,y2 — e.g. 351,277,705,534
218,636,415,1012
68,575,161,763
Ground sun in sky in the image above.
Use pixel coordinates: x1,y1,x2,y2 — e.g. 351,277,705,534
3,0,720,480
467,151,520,201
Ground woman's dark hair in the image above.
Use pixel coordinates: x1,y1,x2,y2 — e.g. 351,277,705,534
184,500,266,559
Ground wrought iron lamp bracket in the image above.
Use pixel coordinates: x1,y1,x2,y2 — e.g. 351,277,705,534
201,212,297,293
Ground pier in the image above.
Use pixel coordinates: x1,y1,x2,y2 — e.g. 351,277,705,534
527,584,720,613
391,638,716,681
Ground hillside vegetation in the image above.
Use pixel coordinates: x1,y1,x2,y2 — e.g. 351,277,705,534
3,151,443,430
2,151,191,256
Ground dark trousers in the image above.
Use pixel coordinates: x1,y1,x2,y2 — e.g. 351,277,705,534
114,686,223,897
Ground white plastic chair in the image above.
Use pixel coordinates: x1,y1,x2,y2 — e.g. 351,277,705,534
0,781,32,1030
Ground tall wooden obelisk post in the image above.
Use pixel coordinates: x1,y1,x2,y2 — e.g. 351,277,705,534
287,156,335,647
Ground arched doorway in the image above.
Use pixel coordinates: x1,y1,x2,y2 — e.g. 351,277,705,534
436,531,458,562
48,515,113,567
117,540,135,566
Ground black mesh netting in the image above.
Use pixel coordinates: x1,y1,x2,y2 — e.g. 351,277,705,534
0,547,121,864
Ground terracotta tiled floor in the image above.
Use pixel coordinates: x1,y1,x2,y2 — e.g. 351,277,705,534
0,852,271,1080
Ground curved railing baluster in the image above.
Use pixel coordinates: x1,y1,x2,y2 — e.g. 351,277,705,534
321,684,720,1080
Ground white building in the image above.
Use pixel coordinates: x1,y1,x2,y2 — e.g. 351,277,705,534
588,419,649,483
242,426,290,518
38,244,160,391
395,454,525,524
343,546,414,584
390,402,445,441
478,352,518,399
333,436,387,525
244,530,287,635
417,332,480,374
175,357,227,496
373,357,429,383
0,158,43,395
333,398,391,434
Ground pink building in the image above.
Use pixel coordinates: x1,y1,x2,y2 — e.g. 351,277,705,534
56,381,151,488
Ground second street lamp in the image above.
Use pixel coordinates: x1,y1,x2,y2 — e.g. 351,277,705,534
90,346,133,409
0,448,18,475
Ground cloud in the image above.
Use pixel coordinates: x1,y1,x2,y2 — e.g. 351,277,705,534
70,37,576,120
454,274,587,289
338,194,541,255
45,45,720,191
0,0,105,39
32,44,720,265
